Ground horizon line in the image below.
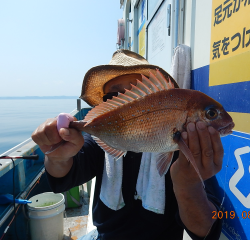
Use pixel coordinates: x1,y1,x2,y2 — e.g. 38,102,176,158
0,96,80,99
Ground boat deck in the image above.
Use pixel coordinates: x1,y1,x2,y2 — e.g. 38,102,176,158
63,183,90,240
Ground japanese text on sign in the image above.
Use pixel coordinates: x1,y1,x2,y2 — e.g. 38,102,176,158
212,27,250,59
209,0,250,86
214,0,250,26
210,0,250,62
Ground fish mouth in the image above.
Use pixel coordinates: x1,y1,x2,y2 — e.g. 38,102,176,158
218,122,235,137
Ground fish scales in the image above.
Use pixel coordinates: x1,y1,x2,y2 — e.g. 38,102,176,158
83,89,192,152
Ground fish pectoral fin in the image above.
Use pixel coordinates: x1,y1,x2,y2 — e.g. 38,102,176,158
156,152,174,177
177,137,205,188
91,135,126,160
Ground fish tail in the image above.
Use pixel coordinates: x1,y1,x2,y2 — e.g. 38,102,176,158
69,120,87,131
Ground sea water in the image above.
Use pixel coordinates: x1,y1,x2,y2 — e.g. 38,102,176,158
0,98,90,155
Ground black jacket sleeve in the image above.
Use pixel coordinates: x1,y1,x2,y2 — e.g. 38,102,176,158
46,133,105,193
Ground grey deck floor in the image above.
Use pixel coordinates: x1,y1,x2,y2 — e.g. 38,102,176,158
63,184,90,240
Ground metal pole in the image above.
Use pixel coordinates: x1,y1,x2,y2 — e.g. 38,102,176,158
77,99,82,120
174,0,179,49
77,99,81,112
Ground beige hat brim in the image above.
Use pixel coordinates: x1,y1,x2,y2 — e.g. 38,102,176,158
80,64,179,107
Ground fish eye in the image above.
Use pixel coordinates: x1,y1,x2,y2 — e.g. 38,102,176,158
205,108,218,120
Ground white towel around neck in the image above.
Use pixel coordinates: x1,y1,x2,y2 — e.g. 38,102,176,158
170,44,191,89
99,46,191,213
100,152,168,214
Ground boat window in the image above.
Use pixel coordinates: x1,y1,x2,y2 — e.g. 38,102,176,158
148,0,161,20
147,0,173,72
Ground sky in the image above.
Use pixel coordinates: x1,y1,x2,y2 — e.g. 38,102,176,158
0,0,123,97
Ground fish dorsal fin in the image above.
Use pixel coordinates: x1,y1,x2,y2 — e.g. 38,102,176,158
117,92,134,101
130,84,147,97
124,88,141,99
113,96,129,104
107,98,123,106
91,135,126,160
141,74,159,93
156,69,174,89
83,69,175,124
149,71,165,90
135,79,153,94
84,102,116,124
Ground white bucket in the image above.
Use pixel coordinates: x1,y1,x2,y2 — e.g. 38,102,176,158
27,192,65,240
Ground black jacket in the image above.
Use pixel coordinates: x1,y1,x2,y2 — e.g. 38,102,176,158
46,134,222,240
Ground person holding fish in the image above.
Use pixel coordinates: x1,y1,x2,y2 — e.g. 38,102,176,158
32,50,234,240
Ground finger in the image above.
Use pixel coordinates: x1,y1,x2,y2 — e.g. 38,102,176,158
59,128,84,148
46,116,77,144
31,120,52,146
181,131,188,145
196,121,213,169
43,118,62,144
208,126,224,171
186,122,202,167
31,127,41,144
45,128,84,157
31,118,61,147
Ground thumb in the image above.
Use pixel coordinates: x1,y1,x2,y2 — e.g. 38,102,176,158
59,128,84,147
59,128,70,138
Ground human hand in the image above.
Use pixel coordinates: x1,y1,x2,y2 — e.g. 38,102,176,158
31,118,84,161
170,121,224,189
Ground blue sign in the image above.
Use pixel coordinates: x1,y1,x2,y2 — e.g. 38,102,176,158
215,131,250,240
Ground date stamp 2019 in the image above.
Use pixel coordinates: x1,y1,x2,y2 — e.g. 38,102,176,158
212,211,250,219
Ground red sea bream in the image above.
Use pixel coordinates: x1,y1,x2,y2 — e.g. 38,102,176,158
69,69,234,183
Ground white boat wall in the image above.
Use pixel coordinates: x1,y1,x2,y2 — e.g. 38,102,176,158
120,0,250,239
